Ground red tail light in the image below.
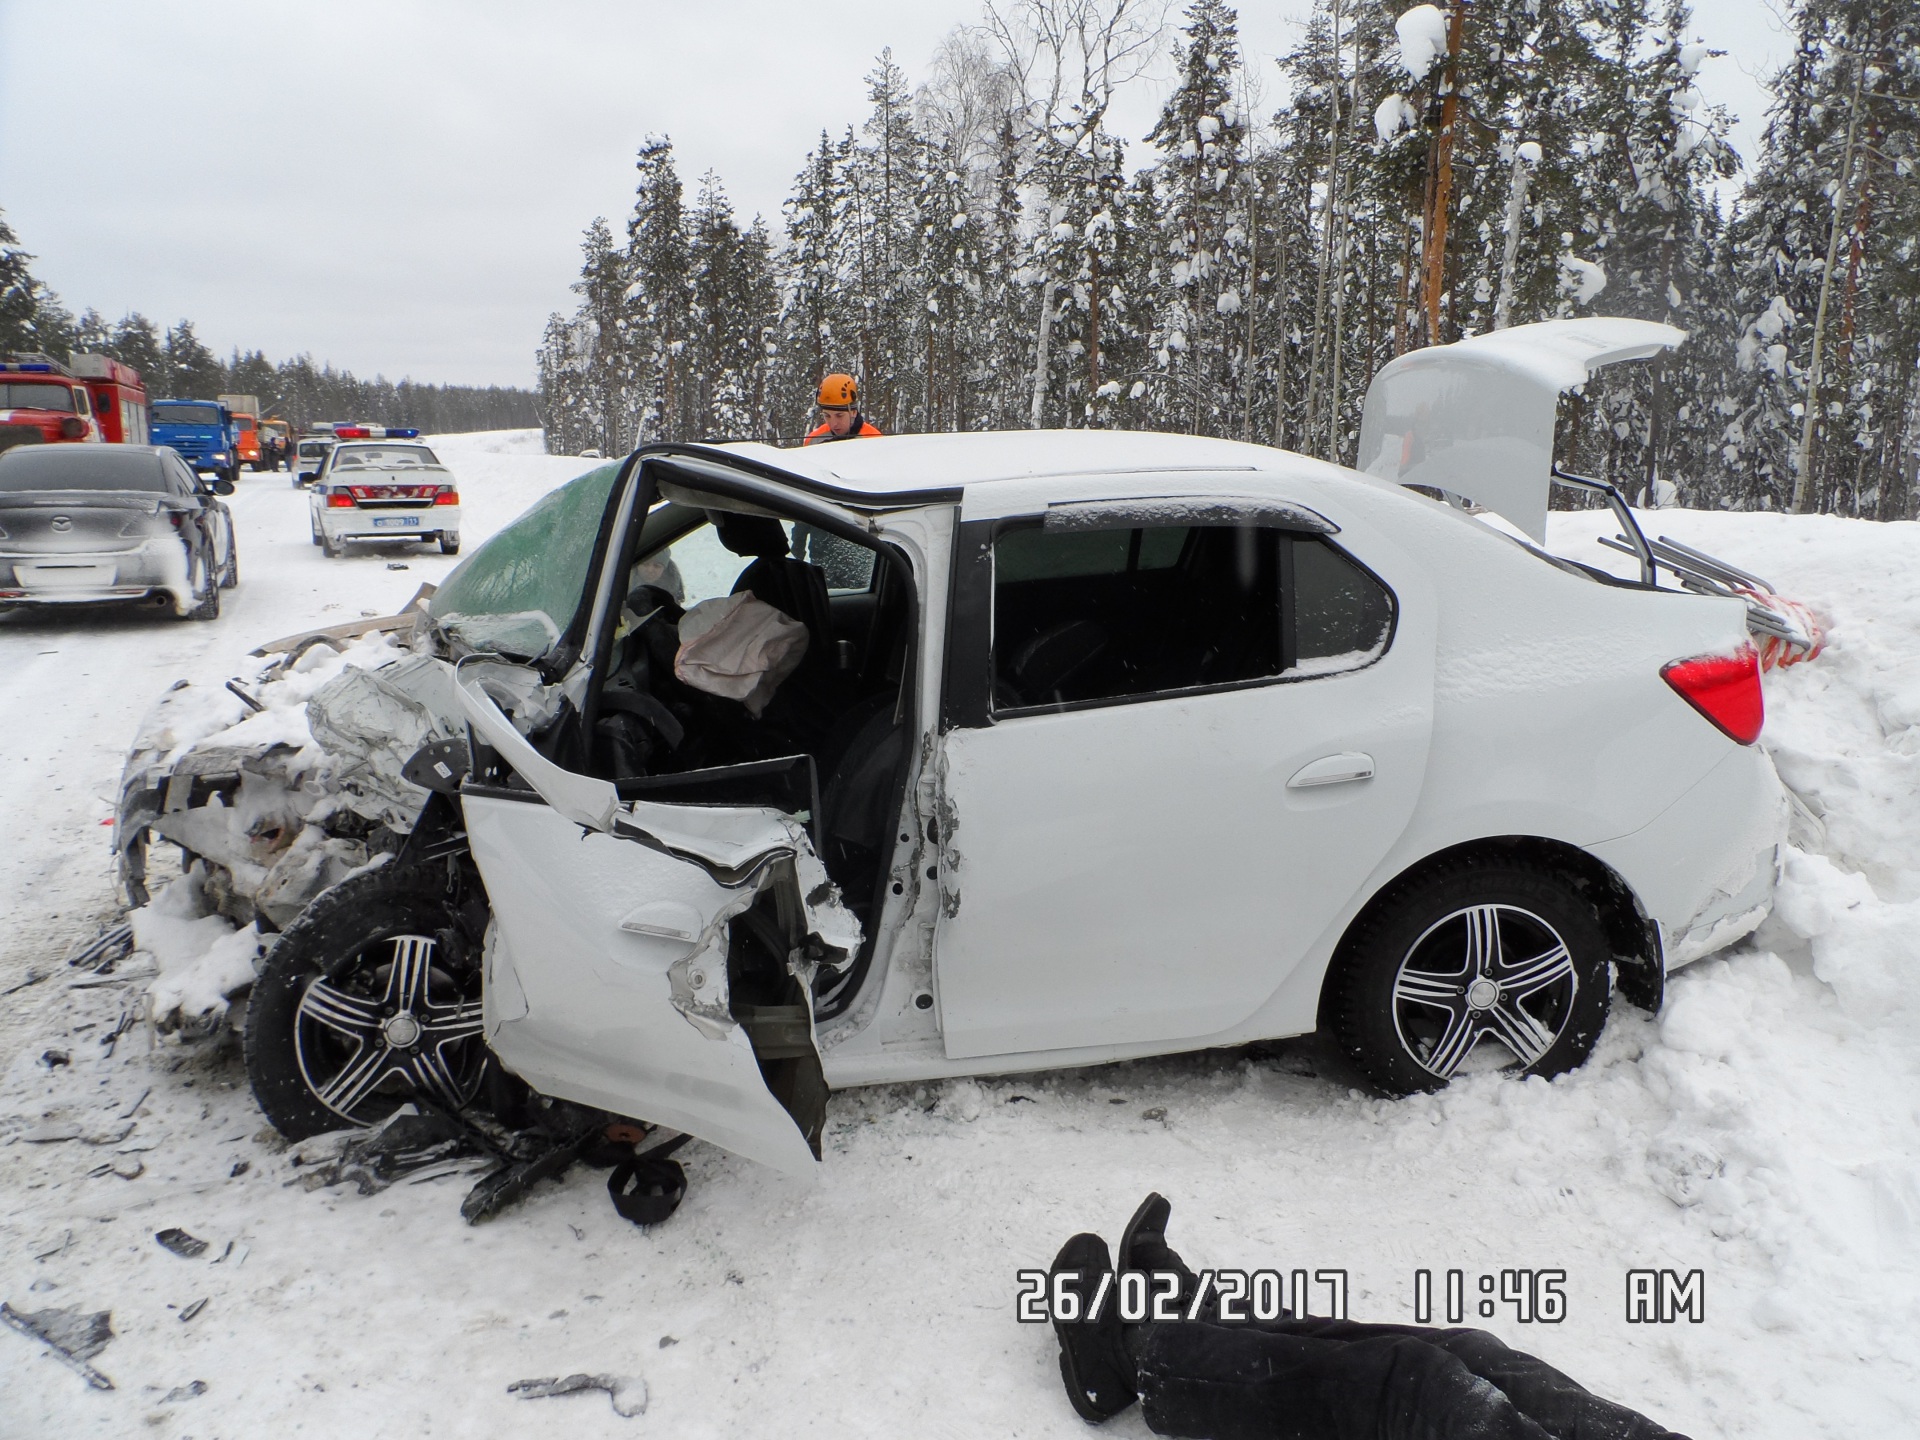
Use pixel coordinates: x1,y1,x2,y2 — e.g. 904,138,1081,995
326,492,356,508
433,488,459,506
1662,646,1764,745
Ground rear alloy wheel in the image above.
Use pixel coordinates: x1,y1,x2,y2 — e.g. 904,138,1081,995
183,543,221,620
246,864,488,1140
1326,859,1611,1096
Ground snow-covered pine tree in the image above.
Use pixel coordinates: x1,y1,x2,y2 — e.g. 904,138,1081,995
627,137,693,443
1147,0,1250,436
1726,0,1920,516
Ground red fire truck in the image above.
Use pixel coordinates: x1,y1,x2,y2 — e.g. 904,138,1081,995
0,355,101,450
72,353,151,444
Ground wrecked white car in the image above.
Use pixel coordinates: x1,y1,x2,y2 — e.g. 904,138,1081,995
118,319,1791,1180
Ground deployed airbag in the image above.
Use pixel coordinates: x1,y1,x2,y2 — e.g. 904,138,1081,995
673,593,809,717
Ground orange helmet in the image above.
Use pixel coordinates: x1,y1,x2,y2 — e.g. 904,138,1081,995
817,373,858,409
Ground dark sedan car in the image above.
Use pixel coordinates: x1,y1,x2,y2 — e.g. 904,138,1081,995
0,445,236,619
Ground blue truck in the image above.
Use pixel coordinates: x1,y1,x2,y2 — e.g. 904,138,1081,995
148,400,239,485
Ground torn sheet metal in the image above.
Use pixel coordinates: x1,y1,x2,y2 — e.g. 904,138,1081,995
305,653,463,830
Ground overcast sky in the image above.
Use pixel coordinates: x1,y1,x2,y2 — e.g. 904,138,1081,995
0,0,1793,391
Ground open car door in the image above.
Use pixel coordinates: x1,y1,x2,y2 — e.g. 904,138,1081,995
455,671,857,1175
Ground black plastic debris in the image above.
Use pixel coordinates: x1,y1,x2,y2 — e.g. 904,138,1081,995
155,1229,209,1259
508,1372,647,1418
606,1138,691,1227
2,1302,115,1390
297,1111,475,1197
162,1380,208,1403
40,1049,69,1069
64,922,134,974
230,1160,250,1178
179,1298,208,1323
462,1131,595,1225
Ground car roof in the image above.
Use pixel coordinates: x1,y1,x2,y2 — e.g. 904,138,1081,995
677,430,1352,508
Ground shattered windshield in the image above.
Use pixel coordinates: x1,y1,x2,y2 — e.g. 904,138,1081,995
428,461,619,657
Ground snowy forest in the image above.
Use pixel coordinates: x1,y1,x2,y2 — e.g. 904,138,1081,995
0,213,539,434
538,0,1919,518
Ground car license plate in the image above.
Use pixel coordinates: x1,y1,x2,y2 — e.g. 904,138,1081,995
371,516,420,529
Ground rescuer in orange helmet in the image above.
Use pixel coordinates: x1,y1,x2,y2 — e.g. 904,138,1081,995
803,373,882,445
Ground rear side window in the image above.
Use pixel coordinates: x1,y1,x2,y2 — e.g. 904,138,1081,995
990,523,1392,712
429,462,619,657
1294,536,1397,668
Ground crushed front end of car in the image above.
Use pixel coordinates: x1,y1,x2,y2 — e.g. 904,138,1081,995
114,593,457,933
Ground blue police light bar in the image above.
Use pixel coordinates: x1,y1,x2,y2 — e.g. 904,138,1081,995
1,362,55,373
386,427,420,438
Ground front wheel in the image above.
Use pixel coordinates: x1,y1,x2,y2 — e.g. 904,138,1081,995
1324,858,1611,1096
245,863,489,1140
220,532,239,588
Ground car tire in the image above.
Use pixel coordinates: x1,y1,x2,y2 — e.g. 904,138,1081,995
1324,857,1611,1096
245,863,488,1141
439,531,460,555
183,544,221,621
220,532,239,589
321,532,342,558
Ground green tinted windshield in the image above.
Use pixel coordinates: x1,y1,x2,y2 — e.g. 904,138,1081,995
428,462,619,657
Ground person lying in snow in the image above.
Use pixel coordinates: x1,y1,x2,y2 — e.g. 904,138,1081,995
1048,1193,1690,1440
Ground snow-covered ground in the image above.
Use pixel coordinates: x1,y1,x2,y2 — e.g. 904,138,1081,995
1,441,1915,1436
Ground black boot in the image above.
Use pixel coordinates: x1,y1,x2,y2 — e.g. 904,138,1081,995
1119,1192,1198,1292
1048,1232,1139,1423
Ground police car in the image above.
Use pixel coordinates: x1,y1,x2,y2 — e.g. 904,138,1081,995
306,426,460,557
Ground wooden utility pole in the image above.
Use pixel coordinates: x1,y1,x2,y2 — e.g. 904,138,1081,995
1793,52,1867,513
1418,2,1467,346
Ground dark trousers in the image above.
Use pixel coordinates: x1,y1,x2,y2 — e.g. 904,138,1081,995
1133,1317,1689,1440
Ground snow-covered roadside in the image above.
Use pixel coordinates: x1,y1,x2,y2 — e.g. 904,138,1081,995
0,483,1915,1436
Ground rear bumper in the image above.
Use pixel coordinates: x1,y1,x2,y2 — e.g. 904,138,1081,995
0,541,191,608
318,506,459,542
1588,743,1789,973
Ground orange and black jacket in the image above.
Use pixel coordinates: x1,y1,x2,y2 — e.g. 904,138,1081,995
803,414,883,445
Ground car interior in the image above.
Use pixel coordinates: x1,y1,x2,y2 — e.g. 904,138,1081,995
566,485,918,1033
990,522,1396,712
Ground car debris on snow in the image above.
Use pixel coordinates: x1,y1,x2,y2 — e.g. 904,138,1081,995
1,1302,116,1391
290,1109,479,1197
154,1227,210,1259
161,1380,208,1403
508,1372,648,1418
64,921,133,973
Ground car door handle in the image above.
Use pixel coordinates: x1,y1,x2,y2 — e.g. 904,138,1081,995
1287,752,1375,788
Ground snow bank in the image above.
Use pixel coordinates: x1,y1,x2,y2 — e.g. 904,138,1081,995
423,428,554,458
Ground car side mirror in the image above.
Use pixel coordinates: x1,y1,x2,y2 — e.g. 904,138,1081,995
211,478,236,495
